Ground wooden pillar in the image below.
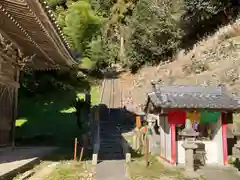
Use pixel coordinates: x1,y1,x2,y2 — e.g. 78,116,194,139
170,123,176,165
95,106,99,121
145,135,149,167
11,69,20,150
133,116,141,151
221,112,228,165
136,116,141,129
74,138,78,166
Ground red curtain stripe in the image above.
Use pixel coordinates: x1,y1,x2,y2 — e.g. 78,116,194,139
168,111,186,125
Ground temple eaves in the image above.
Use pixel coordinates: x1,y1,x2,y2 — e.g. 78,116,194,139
0,0,77,71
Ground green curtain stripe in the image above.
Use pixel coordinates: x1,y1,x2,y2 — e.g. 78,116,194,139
200,110,221,123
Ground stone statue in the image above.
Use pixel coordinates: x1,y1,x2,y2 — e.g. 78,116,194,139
185,119,192,129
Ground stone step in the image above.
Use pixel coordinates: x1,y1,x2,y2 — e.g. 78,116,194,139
100,128,120,131
100,147,122,152
100,138,121,141
100,134,121,137
100,127,120,130
98,153,124,160
100,124,121,126
100,131,121,134
100,144,122,149
100,145,122,149
100,129,120,132
99,150,122,154
100,140,121,143
101,142,121,146
100,121,121,124
99,152,123,156
100,132,121,135
101,138,120,142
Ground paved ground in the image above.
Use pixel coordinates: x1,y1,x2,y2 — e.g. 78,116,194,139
197,166,240,180
96,78,128,180
0,146,57,179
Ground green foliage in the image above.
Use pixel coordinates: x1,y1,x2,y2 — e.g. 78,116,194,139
46,0,58,9
56,10,67,27
184,0,231,22
47,0,240,73
90,0,114,16
52,0,108,70
86,36,110,68
62,1,104,52
125,0,185,69
181,0,239,47
119,0,239,70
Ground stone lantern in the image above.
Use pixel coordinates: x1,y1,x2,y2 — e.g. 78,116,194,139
179,119,199,172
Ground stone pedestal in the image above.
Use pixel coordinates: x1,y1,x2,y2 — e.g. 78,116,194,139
182,143,198,172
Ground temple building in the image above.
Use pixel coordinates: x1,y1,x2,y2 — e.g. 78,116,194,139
144,83,240,166
0,0,76,146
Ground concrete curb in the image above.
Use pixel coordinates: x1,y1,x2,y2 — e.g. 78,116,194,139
0,147,58,180
92,128,100,165
121,138,131,163
0,158,40,180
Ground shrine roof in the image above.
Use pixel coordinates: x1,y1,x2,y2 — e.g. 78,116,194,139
0,0,77,70
147,84,240,110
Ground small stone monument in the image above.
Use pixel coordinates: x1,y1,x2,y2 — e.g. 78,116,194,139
179,119,199,174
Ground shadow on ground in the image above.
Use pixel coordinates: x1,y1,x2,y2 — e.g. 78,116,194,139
15,89,85,147
12,78,98,161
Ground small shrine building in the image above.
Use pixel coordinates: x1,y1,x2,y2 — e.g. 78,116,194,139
144,83,240,166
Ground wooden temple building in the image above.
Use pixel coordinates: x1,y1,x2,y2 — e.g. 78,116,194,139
144,83,240,166
0,0,76,146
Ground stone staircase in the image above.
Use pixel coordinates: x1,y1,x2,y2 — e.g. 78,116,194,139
98,109,124,161
95,77,128,180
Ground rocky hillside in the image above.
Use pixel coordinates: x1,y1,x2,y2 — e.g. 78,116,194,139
120,19,240,113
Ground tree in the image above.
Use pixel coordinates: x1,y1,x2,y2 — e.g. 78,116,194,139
125,0,185,69
60,0,104,53
90,0,114,16
181,0,239,47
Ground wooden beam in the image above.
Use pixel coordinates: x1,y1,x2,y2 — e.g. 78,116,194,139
27,0,75,65
1,0,76,69
0,6,56,65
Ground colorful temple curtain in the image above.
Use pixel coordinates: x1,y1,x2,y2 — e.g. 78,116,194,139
200,110,221,123
168,111,186,125
167,110,222,125
187,111,200,122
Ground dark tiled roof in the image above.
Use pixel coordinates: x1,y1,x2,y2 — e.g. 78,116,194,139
148,85,240,110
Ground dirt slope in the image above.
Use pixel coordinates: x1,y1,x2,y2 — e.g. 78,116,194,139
120,19,240,113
